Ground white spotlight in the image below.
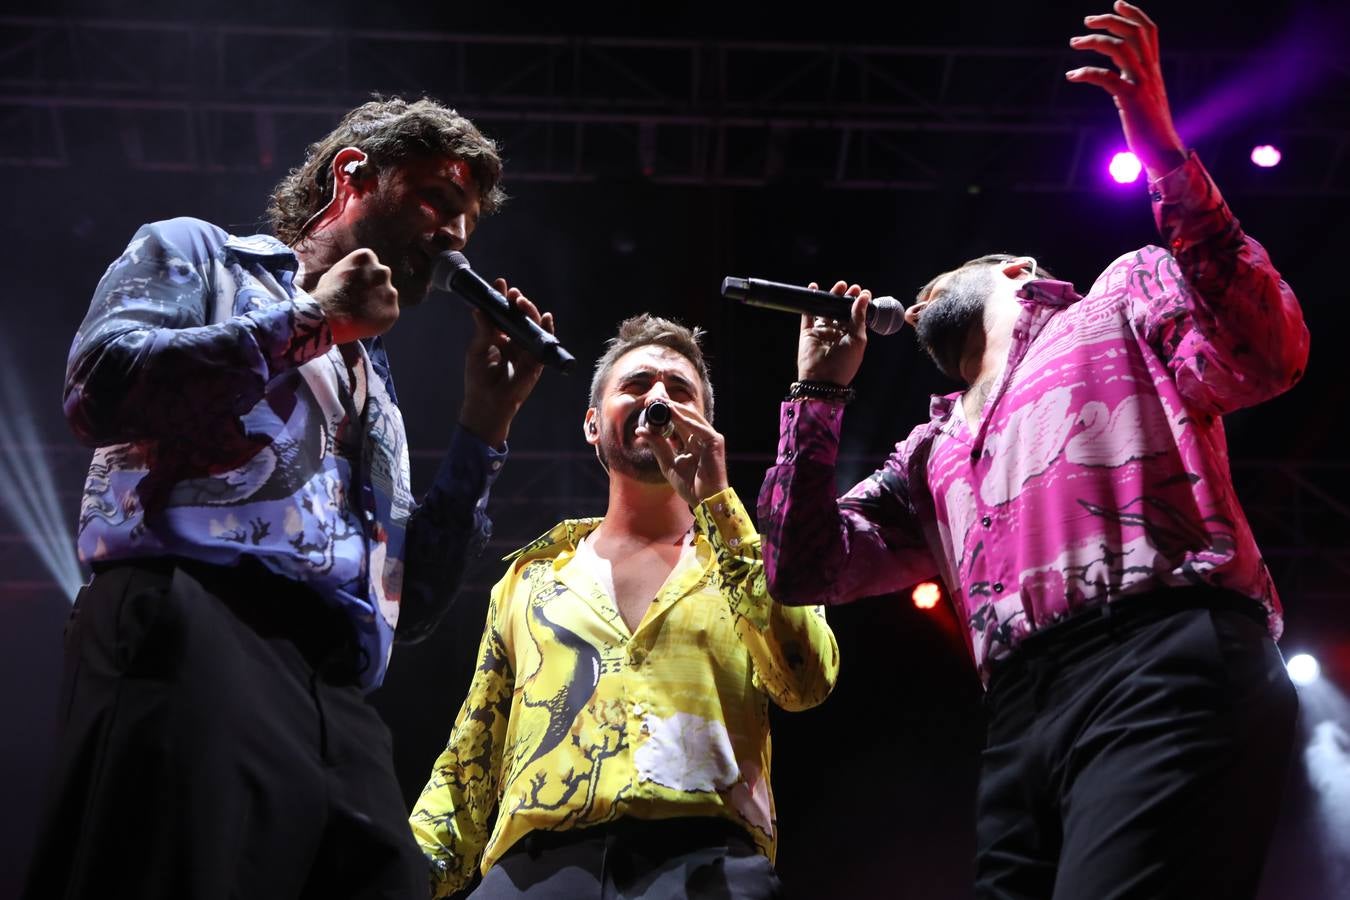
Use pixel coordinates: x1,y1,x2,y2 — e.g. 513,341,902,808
1288,653,1321,686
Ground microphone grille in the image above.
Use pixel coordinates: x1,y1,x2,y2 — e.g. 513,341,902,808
869,296,907,336
445,250,470,270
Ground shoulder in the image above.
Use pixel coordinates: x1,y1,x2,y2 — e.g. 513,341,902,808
136,217,232,256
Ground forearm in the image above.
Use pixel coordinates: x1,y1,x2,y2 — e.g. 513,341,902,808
64,220,333,446
698,488,840,711
64,301,330,446
397,427,504,642
758,400,934,606
1150,153,1309,411
410,595,514,898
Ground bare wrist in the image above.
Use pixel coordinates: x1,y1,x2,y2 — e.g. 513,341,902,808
458,405,510,449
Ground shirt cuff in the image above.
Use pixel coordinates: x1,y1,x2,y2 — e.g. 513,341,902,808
695,487,757,551
777,399,844,467
431,426,508,508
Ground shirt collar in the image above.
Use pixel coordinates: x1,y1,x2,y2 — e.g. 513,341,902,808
1016,277,1083,308
223,233,299,270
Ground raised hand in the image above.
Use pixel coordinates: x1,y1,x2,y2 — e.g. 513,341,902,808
638,400,729,507
1066,1,1188,181
796,281,871,386
311,248,400,344
459,279,555,448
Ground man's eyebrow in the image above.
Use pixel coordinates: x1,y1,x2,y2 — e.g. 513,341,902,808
664,373,696,391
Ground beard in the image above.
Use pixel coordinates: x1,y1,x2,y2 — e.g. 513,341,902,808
915,265,992,381
596,413,666,483
351,201,432,308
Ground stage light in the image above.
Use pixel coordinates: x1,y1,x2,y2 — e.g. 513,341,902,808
1251,144,1282,168
0,338,85,601
1108,151,1142,184
912,581,942,610
1289,653,1321,686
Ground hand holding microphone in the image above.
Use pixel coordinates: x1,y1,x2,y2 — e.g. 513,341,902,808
636,399,729,506
433,251,575,372
433,251,569,448
721,276,906,335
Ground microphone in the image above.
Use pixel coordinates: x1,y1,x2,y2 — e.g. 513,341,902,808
637,400,674,437
433,251,576,372
721,277,906,336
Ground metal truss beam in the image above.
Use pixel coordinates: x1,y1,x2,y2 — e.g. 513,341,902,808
1,17,1346,194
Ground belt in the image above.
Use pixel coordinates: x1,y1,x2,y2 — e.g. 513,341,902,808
506,816,755,860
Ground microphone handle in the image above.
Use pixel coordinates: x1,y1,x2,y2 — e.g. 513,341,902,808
728,278,867,323
447,266,576,372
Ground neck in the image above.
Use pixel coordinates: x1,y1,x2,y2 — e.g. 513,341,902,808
292,224,348,292
596,474,693,544
961,293,1021,387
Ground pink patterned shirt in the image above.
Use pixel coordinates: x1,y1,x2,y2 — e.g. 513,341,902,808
757,154,1309,679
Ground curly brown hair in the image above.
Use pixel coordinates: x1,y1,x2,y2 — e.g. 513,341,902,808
589,314,716,423
267,96,506,245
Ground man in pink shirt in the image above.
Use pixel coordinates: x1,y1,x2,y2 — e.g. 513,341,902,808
757,3,1308,898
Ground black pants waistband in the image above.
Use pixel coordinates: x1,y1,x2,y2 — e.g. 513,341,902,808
88,556,363,679
987,585,1268,696
506,817,754,860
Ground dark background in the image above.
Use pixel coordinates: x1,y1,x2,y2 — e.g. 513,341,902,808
3,1,1348,897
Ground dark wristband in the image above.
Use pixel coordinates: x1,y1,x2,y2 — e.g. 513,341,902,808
787,380,855,404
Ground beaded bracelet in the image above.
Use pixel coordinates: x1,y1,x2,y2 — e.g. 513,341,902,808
787,380,856,405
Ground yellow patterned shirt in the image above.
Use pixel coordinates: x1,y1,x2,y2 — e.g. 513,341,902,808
410,487,839,897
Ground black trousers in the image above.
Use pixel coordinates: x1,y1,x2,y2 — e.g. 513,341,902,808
472,818,781,900
975,589,1299,900
22,558,428,900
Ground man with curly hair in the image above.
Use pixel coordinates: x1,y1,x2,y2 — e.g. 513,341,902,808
411,315,838,899
25,97,555,899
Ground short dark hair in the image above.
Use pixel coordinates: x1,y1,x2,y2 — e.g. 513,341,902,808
916,253,1056,304
267,96,505,245
589,314,715,423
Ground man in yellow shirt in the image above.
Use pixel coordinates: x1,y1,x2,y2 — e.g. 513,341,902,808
411,314,838,898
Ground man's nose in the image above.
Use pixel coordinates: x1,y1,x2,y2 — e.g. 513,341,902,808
436,213,469,252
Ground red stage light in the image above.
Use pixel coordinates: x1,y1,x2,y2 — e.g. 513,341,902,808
912,581,942,610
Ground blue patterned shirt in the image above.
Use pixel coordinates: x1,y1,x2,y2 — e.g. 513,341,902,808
65,217,504,689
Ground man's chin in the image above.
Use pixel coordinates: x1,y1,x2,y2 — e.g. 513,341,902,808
607,448,666,483
393,279,431,308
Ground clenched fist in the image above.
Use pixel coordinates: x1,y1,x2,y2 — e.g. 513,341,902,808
311,248,400,344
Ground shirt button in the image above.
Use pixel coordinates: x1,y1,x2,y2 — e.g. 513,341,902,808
490,459,503,471
993,582,1004,594
728,536,741,548
716,503,728,515
783,449,795,461
629,647,647,665
785,407,795,420
981,516,992,528
363,508,376,523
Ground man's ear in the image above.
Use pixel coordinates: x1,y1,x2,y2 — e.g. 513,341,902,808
583,408,600,446
331,146,373,200
1002,257,1038,280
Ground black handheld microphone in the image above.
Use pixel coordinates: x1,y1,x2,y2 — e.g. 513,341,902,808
637,400,675,437
721,277,907,335
433,251,576,372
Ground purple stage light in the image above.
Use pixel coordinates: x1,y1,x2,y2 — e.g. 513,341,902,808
1251,144,1282,168
1108,151,1142,184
